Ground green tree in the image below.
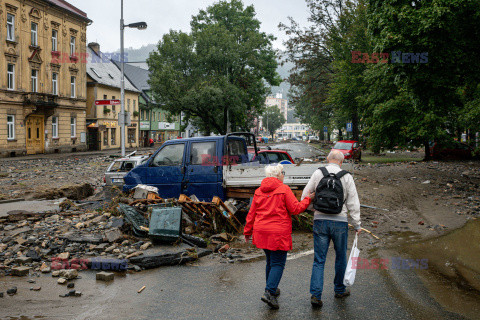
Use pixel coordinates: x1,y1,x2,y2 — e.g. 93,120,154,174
147,0,281,135
263,106,286,139
280,0,370,141
364,0,480,159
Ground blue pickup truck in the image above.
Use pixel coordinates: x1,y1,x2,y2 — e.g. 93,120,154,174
123,133,345,201
123,133,258,201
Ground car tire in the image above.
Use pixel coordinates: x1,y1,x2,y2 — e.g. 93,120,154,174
358,152,362,161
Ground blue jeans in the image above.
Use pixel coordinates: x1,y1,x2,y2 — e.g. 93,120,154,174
264,249,287,295
310,220,348,299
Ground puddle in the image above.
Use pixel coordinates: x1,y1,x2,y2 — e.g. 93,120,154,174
399,219,480,319
0,200,60,216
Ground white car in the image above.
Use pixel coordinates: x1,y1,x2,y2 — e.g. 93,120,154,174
104,153,150,186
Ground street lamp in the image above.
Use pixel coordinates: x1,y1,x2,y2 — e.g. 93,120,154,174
120,0,147,156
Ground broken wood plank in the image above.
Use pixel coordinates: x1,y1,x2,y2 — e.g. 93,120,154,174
212,197,242,233
348,224,380,240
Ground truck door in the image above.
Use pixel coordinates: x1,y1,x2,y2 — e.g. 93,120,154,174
147,142,186,199
185,140,222,201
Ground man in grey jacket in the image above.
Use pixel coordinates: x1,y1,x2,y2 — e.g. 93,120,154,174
301,150,361,307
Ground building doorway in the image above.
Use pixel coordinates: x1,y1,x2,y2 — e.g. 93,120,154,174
26,115,45,155
87,128,100,150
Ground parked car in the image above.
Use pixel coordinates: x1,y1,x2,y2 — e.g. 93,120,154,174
429,140,473,160
104,153,150,186
253,149,295,164
331,140,362,160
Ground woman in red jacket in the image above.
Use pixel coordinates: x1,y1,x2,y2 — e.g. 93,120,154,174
244,164,314,309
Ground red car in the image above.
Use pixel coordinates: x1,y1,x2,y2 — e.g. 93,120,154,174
332,140,362,160
247,147,295,164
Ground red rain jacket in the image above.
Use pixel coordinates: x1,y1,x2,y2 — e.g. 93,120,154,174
244,177,311,251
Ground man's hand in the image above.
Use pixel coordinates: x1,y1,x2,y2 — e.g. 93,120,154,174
245,235,251,243
307,192,315,200
356,228,362,235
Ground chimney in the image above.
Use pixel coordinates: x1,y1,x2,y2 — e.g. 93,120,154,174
88,42,100,55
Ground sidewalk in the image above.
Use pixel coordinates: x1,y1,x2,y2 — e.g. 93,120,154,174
0,146,157,162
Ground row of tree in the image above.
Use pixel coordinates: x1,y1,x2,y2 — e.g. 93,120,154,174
281,0,480,159
147,0,480,159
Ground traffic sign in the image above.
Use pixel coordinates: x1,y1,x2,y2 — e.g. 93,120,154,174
346,123,353,132
95,100,121,106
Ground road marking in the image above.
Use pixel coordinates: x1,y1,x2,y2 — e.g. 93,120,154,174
287,249,314,261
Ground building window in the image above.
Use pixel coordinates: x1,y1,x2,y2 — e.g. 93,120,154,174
111,128,116,145
112,105,116,112
103,130,108,146
157,112,160,121
52,29,58,51
52,116,58,138
127,99,130,112
52,72,58,95
7,115,15,140
103,94,107,99
133,100,136,112
153,112,156,121
128,128,136,143
70,117,76,137
31,22,38,46
90,67,101,78
31,69,38,92
7,14,15,41
70,36,76,56
70,76,76,98
7,64,15,90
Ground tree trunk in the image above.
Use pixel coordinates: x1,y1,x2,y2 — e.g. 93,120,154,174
338,128,343,140
223,106,228,134
352,112,359,141
423,140,431,161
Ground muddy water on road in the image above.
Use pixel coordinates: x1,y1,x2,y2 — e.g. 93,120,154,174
399,219,480,319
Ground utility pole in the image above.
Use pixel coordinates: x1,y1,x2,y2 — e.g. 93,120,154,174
120,0,147,156
120,0,125,156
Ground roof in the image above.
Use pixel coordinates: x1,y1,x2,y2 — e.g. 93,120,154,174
44,0,91,22
112,62,151,91
112,61,155,104
86,47,139,93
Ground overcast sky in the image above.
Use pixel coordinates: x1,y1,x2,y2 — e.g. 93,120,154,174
68,0,311,53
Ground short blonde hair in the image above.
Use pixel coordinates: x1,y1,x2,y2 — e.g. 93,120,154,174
265,163,284,178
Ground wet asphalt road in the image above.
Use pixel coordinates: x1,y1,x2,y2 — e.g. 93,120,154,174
270,142,325,160
2,240,462,320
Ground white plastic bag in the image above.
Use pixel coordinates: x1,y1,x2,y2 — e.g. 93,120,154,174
343,234,360,286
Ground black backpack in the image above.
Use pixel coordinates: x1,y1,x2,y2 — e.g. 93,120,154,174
313,167,349,214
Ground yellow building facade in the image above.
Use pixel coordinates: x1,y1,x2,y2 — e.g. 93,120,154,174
0,0,91,157
86,44,140,150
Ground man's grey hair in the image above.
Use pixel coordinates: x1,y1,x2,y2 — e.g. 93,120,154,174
327,150,345,163
265,163,284,178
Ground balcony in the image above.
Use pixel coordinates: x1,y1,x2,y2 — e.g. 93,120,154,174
23,92,59,108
